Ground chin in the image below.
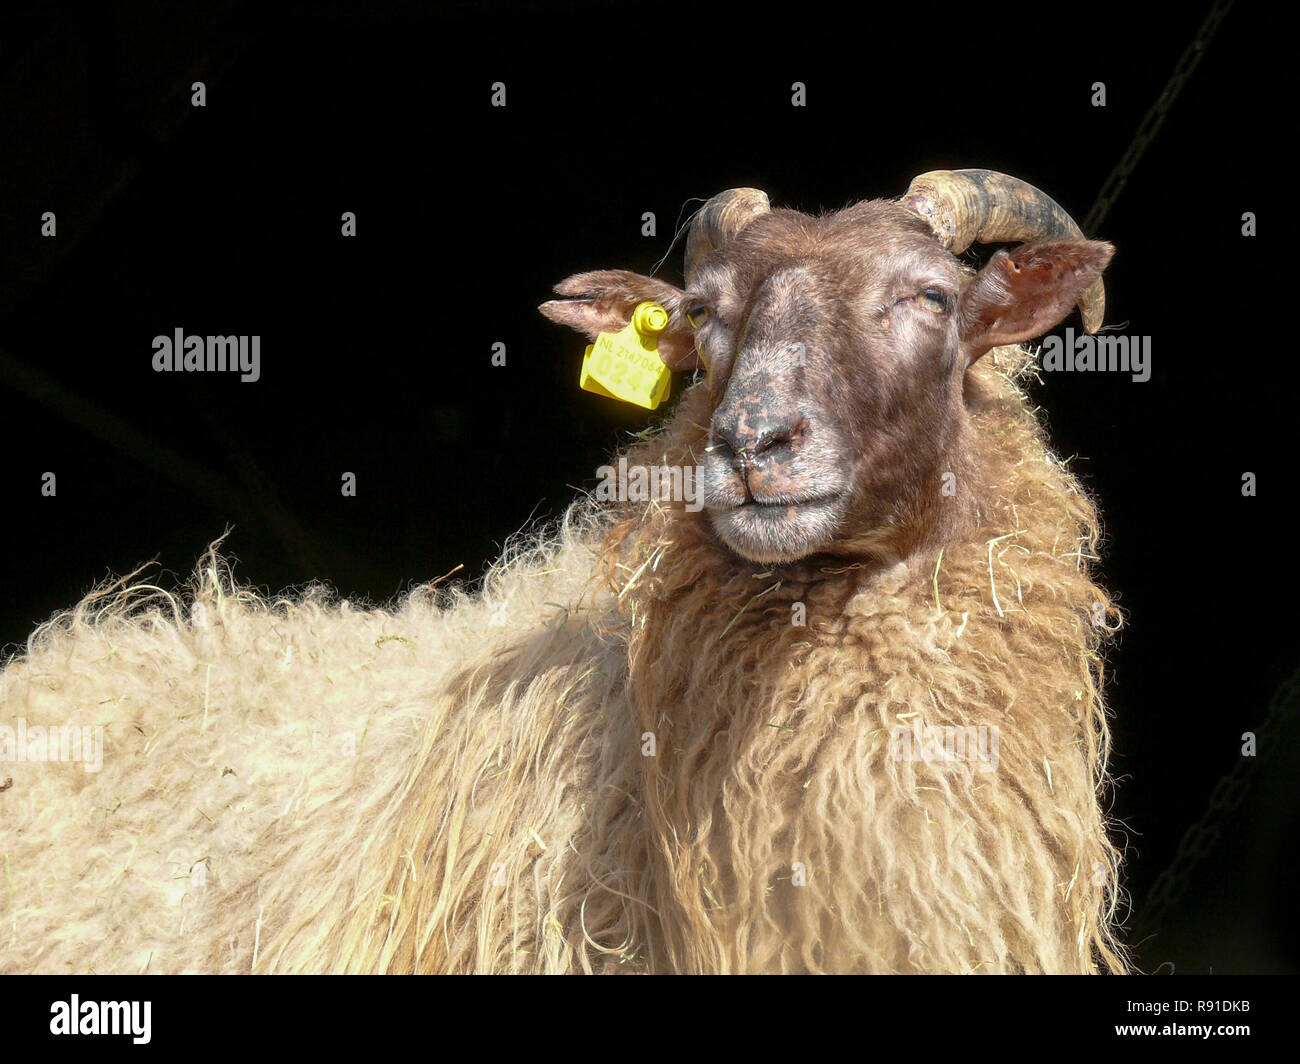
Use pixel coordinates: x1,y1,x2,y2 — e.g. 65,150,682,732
708,497,845,564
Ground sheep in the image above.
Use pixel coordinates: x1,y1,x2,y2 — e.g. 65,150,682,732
0,169,1125,974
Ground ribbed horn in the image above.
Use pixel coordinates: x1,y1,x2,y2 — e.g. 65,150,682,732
684,188,770,286
902,169,1106,333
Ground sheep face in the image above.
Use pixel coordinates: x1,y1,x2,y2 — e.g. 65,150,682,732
687,203,969,564
542,199,1111,565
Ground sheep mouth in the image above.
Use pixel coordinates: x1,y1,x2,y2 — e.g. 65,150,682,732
708,494,846,563
735,495,840,514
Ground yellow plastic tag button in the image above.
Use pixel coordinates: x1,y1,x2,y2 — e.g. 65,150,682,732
580,301,673,410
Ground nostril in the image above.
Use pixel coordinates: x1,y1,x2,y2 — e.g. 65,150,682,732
748,424,798,456
709,427,739,459
710,414,808,467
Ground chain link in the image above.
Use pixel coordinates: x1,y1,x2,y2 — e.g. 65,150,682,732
1131,661,1300,945
1084,0,1235,234
1079,0,1245,951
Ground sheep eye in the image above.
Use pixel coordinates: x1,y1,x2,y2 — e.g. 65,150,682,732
684,304,710,329
919,288,949,314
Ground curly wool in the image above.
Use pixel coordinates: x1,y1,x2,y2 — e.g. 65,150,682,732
0,345,1125,974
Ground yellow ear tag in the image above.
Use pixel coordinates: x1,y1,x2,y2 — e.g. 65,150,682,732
580,301,673,410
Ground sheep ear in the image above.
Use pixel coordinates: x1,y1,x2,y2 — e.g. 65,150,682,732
540,269,701,371
959,240,1114,364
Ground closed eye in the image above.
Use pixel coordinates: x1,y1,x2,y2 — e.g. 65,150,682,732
916,287,950,314
886,287,952,317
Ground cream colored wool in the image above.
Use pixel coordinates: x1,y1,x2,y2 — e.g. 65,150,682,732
0,345,1125,974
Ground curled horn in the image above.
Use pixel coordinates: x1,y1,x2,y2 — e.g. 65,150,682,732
902,169,1106,333
684,188,770,286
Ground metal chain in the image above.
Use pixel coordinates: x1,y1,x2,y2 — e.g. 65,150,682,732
1131,662,1300,944
1084,0,1235,233
1076,0,1244,950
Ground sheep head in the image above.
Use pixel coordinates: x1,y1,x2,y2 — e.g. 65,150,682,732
541,171,1112,565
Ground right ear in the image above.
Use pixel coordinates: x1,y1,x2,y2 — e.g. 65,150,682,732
958,240,1114,365
539,269,701,371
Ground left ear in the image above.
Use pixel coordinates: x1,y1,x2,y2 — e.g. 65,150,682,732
959,240,1114,365
539,269,701,371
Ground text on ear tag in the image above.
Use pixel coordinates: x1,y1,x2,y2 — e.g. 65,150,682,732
580,301,672,410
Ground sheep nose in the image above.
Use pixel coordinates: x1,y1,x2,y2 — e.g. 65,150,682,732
711,408,806,469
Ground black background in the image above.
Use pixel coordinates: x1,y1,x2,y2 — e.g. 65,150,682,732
1,1,1293,974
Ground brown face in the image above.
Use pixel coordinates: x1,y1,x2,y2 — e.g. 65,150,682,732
540,186,1111,568
684,203,971,564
